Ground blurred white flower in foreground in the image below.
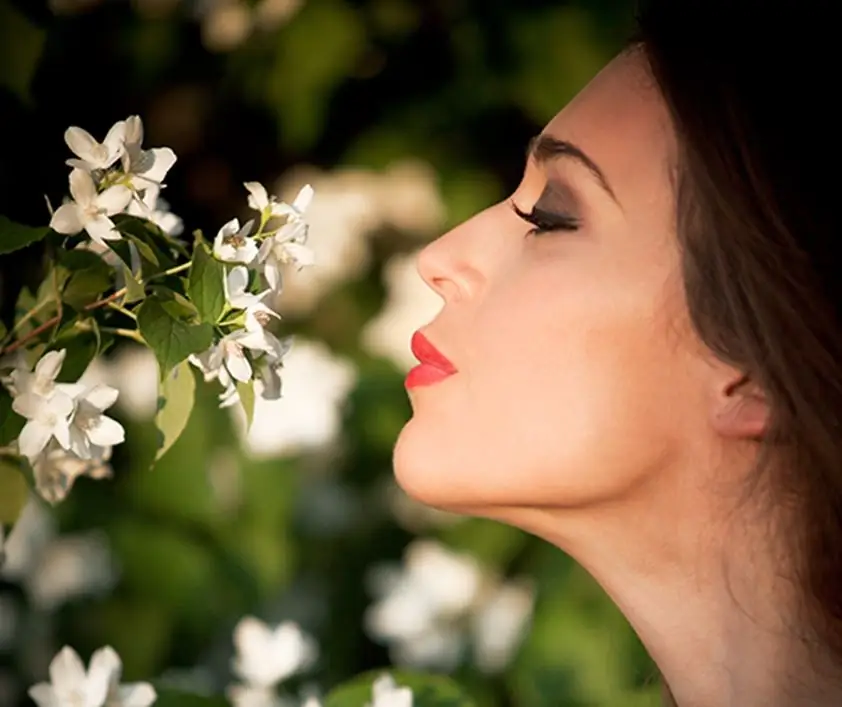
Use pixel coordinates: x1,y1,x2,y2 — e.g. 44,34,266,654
368,674,412,707
227,617,317,707
82,346,160,421
29,645,156,707
361,250,443,372
365,540,534,673
1,497,117,611
235,339,357,458
232,617,317,687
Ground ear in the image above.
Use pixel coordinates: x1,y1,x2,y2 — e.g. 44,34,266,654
710,372,769,440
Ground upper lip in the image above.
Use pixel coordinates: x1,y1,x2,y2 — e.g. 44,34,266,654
410,331,457,373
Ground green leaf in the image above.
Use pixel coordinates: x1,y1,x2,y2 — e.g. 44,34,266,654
0,457,28,524
126,233,160,266
58,249,113,309
187,242,226,324
325,671,477,707
122,263,146,304
154,360,196,462
137,297,213,379
0,215,50,255
236,379,255,431
0,388,25,447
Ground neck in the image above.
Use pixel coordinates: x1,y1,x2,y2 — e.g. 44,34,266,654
492,464,842,707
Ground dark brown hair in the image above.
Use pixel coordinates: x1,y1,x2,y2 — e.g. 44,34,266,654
634,0,842,702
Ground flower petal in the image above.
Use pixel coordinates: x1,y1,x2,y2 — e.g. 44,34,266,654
34,349,66,385
244,181,269,212
86,415,125,447
97,185,133,215
83,384,120,412
64,127,97,161
292,184,314,213
263,260,282,292
140,147,176,183
86,645,121,705
225,347,252,382
18,420,53,460
51,417,72,451
49,646,87,699
27,683,59,707
284,242,315,268
226,266,250,299
12,392,46,419
68,168,96,206
50,203,85,235
85,216,120,246
123,116,143,147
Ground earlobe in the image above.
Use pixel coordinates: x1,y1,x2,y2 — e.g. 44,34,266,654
711,374,769,440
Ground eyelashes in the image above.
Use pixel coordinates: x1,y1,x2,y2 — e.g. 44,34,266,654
510,201,580,236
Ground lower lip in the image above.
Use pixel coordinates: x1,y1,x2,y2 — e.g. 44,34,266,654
405,363,455,389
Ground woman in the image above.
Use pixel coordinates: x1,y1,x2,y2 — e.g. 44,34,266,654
393,1,842,705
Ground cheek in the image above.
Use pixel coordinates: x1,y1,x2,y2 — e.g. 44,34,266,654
394,262,701,511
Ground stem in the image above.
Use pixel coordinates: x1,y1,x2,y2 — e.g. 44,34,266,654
0,259,192,355
101,327,145,344
0,288,126,355
0,298,54,347
107,302,137,320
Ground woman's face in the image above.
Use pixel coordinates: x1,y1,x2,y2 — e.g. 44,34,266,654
393,50,723,514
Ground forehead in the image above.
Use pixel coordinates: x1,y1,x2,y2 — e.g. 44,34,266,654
543,49,676,207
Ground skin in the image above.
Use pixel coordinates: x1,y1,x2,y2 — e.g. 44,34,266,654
393,50,842,706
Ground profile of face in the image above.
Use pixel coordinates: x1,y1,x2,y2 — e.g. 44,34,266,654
393,50,761,517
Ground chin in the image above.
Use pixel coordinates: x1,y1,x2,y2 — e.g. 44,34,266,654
392,416,467,512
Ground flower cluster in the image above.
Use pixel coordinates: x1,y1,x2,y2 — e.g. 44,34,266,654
189,181,314,408
0,114,316,505
49,116,177,245
0,349,123,503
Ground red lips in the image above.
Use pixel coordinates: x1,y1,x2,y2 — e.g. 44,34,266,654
405,331,457,389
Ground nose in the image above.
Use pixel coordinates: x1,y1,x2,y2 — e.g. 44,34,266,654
416,211,488,303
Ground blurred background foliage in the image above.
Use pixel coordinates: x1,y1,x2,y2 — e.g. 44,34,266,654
0,0,661,705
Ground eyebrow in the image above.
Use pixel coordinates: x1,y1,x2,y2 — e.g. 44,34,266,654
527,134,620,206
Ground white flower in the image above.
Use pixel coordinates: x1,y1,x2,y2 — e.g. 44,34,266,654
32,440,113,505
126,183,183,237
55,383,125,460
232,617,317,688
8,349,65,399
12,385,75,463
237,340,355,458
121,115,177,192
65,120,127,172
1,498,117,610
364,541,483,671
248,182,313,221
214,218,259,264
256,185,315,292
368,675,412,707
224,266,273,312
470,581,534,674
50,169,133,246
29,645,156,707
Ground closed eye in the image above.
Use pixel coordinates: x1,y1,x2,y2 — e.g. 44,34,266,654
510,201,580,236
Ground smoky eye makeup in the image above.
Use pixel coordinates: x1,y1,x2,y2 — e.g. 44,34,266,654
511,180,582,236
